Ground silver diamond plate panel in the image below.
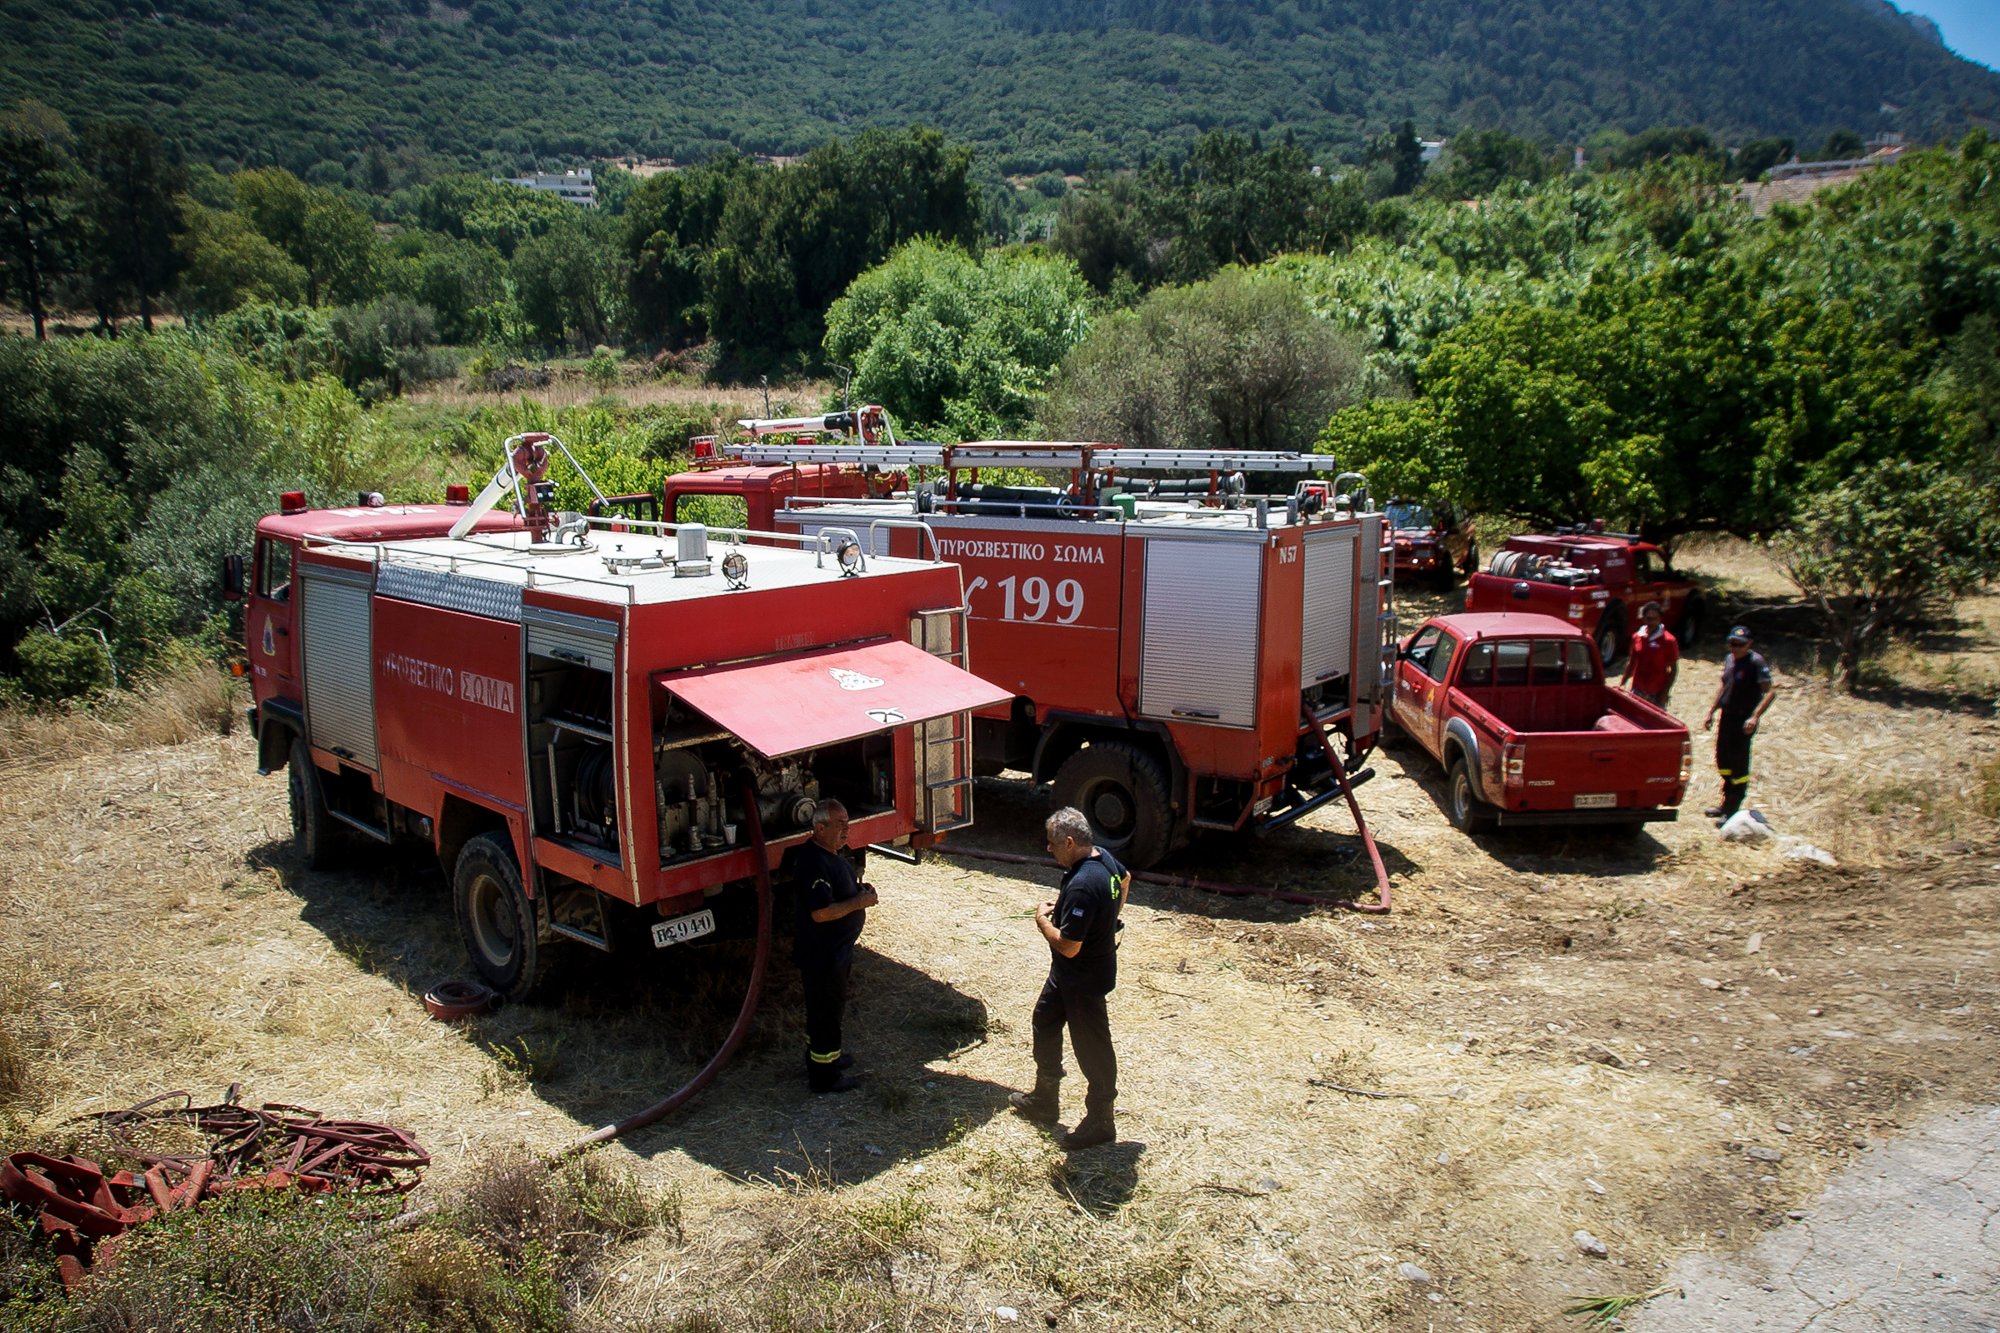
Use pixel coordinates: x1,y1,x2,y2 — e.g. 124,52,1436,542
377,562,523,621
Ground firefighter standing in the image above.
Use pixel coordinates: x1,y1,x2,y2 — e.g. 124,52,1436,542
1703,625,1774,822
793,799,876,1095
1619,600,1681,708
1008,806,1128,1151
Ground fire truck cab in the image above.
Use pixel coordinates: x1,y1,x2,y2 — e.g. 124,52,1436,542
236,440,1005,1000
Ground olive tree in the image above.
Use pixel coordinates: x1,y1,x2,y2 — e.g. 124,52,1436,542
1038,270,1369,454
1773,462,2000,691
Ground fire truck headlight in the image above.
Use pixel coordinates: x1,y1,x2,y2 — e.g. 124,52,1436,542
836,540,863,576
722,550,749,588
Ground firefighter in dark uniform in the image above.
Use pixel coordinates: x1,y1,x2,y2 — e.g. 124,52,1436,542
793,799,876,1094
1008,806,1128,1151
1703,624,1775,822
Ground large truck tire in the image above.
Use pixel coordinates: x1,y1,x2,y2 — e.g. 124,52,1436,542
454,832,549,1003
1594,604,1627,669
1446,755,1496,834
1678,595,1705,648
287,737,343,871
1053,740,1175,870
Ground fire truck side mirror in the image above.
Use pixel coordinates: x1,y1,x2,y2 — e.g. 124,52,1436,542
222,553,245,603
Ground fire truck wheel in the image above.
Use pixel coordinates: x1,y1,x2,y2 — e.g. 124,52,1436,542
1053,741,1174,870
1446,755,1496,834
1594,605,1627,670
287,738,342,871
454,833,548,1003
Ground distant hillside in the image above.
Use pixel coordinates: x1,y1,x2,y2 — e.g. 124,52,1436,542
3,0,1996,175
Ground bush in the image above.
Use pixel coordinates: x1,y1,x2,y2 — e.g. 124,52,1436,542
13,628,114,699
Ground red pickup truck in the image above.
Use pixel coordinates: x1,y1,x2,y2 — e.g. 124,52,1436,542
1390,613,1691,831
1463,528,1704,666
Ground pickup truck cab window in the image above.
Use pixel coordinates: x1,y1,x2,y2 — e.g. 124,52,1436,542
1460,642,1495,687
1404,626,1459,683
1423,630,1459,684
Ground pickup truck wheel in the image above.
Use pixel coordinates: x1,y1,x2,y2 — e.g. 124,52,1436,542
1678,596,1705,648
287,738,342,871
454,832,548,1003
1594,606,1627,669
1446,756,1496,834
1053,741,1174,870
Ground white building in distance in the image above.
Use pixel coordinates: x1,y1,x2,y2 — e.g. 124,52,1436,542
502,168,596,207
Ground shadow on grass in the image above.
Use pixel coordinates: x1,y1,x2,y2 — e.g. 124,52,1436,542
958,772,1418,926
248,836,1011,1185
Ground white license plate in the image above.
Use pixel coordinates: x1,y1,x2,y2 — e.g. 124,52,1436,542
1573,792,1617,809
651,909,717,949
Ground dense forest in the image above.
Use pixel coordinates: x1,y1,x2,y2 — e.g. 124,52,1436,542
3,86,1996,700
1,0,1995,178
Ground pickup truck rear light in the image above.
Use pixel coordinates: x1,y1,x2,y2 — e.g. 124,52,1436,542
1679,738,1692,785
1503,741,1526,789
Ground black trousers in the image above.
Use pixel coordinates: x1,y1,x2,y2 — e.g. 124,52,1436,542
1715,718,1754,815
1031,973,1117,1117
800,955,851,1087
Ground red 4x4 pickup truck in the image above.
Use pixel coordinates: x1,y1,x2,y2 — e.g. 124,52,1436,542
1464,528,1704,666
1391,613,1691,832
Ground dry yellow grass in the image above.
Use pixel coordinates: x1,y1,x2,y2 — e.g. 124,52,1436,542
0,543,1993,1331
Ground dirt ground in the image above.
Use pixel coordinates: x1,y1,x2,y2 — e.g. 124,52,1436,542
2,543,1996,1331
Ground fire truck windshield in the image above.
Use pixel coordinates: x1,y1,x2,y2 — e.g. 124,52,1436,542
1387,501,1433,531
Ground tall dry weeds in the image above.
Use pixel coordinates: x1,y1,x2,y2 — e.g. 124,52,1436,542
0,660,241,775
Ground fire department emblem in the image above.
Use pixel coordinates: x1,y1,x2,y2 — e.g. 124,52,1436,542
830,668,883,691
261,616,276,657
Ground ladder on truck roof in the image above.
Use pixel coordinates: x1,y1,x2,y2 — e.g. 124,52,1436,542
730,440,1332,475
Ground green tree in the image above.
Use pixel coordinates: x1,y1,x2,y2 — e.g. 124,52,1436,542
1041,270,1369,454
514,214,621,348
234,168,378,305
1423,130,1550,199
174,196,308,316
0,99,79,340
623,154,748,344
824,239,1093,438
76,119,184,331
1774,463,2000,690
1733,136,1795,180
703,127,980,367
1050,177,1154,295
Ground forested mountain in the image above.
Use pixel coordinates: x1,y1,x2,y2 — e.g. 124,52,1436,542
1,0,1995,176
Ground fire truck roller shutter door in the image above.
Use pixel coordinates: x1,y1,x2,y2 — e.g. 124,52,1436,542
1137,536,1262,730
299,562,378,767
1302,527,1357,688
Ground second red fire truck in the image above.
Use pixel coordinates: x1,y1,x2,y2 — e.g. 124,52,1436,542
662,412,1398,869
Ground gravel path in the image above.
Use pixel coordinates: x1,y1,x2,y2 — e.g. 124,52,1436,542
1627,1106,1999,1332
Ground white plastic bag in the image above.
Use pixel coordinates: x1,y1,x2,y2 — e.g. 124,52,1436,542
1718,809,1771,842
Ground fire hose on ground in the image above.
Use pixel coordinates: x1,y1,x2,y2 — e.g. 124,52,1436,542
0,1087,430,1288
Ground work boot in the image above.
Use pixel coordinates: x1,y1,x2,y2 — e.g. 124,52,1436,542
1008,1075,1061,1124
810,1073,859,1096
1063,1111,1116,1152
1702,806,1725,819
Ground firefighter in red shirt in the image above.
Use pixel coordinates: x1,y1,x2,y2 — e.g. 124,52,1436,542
1618,600,1680,708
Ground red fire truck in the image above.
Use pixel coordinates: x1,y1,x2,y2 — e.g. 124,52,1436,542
663,418,1397,869
227,432,1007,1000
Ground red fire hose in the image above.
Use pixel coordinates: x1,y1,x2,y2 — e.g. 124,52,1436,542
555,774,775,1160
1305,707,1392,914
